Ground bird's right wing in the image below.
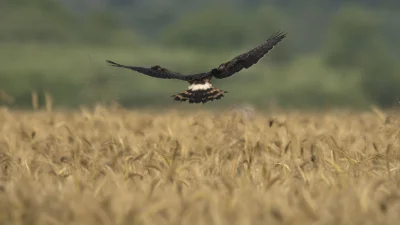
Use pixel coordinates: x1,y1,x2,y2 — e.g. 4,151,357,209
211,31,287,79
106,60,190,81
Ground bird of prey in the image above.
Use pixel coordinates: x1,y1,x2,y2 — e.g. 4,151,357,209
106,31,287,104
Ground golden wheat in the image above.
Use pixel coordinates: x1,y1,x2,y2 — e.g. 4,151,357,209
0,105,399,225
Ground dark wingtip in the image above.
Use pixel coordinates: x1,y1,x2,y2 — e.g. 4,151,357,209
276,30,288,38
268,30,287,41
264,30,287,45
106,60,120,67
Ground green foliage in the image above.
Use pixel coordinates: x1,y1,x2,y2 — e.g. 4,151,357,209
0,0,78,43
273,56,368,109
322,5,399,108
160,7,251,50
359,49,400,107
160,5,294,64
0,0,138,46
160,5,283,49
0,0,399,109
322,5,383,70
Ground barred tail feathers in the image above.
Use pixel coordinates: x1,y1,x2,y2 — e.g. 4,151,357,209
172,83,227,104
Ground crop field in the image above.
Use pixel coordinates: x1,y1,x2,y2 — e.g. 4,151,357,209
0,105,399,225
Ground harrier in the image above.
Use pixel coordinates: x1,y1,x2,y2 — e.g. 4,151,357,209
106,31,286,104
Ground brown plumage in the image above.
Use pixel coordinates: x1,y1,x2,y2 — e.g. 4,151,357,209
106,31,287,104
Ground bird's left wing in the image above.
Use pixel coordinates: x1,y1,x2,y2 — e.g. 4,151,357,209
211,31,287,79
106,60,190,81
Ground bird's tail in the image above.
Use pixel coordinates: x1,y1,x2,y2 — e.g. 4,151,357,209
172,87,228,104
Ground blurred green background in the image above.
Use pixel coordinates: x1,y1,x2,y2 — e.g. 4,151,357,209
1,0,399,110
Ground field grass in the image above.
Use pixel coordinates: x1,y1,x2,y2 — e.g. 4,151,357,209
0,105,399,225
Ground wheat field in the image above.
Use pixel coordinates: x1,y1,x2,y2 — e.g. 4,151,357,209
0,105,399,225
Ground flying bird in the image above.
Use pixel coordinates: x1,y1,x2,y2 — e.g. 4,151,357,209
106,31,287,104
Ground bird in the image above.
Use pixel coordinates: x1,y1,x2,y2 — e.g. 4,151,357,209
106,31,287,104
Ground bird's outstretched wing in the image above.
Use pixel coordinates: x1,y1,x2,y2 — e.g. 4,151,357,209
211,31,287,79
106,60,192,81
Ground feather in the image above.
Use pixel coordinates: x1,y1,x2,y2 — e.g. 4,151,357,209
211,31,287,79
